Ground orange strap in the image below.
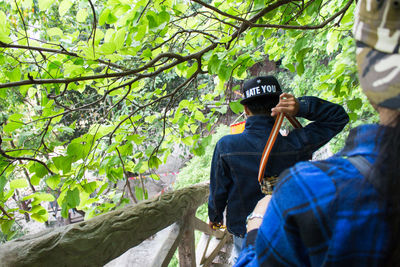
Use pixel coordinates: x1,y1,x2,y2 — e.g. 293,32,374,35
257,114,302,183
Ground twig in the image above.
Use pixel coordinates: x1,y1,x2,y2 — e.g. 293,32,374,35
10,141,36,192
116,147,138,204
0,205,13,220
107,69,202,143
87,0,97,58
136,0,151,23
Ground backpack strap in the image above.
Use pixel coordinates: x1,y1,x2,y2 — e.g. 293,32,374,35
347,155,372,178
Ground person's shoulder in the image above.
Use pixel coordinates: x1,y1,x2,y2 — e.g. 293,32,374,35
275,158,344,198
217,133,245,146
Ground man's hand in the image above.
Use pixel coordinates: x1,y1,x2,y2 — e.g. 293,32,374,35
209,221,223,230
271,93,300,117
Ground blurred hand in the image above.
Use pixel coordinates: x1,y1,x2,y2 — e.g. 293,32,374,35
209,221,223,230
271,93,300,117
247,195,272,232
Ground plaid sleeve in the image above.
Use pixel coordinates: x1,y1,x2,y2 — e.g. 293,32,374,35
255,162,337,266
235,230,259,267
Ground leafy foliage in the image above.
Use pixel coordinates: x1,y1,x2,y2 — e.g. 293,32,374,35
174,125,229,189
0,0,360,239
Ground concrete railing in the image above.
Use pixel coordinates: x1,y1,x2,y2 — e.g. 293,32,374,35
0,183,229,267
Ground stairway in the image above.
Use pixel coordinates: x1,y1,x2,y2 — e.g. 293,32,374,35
196,231,234,266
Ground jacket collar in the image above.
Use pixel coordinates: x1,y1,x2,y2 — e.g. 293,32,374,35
243,115,275,132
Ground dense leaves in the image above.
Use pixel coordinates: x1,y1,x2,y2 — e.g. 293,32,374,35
0,0,368,240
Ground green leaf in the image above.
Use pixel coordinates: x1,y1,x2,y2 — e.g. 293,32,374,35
208,54,221,75
135,186,143,201
181,136,194,146
10,179,28,189
134,25,147,41
173,3,187,15
24,192,55,203
97,182,108,196
61,203,69,218
254,0,266,9
347,98,362,111
8,113,23,121
114,28,126,50
296,61,305,76
0,11,11,43
29,162,48,178
108,167,123,181
229,100,244,114
3,121,23,133
341,7,354,25
148,156,162,169
194,110,206,122
38,0,55,10
59,0,73,17
67,143,83,159
327,31,340,54
306,0,323,15
46,175,61,190
106,12,118,25
76,8,88,23
0,175,7,194
146,13,158,29
31,175,40,186
118,142,133,156
47,27,63,37
218,64,232,81
142,48,152,58
150,174,160,180
99,9,110,26
83,182,97,194
53,156,72,173
127,134,146,145
1,219,14,234
100,42,116,55
186,62,198,78
6,68,21,82
66,188,80,208
31,205,48,222
285,63,295,73
348,112,358,122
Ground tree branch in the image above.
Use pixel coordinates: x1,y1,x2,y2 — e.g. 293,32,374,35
0,42,216,89
0,41,127,71
0,137,54,175
250,0,354,30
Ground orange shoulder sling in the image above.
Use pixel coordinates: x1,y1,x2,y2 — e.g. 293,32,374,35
258,113,302,194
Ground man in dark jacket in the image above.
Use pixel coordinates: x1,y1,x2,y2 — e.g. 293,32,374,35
207,75,349,263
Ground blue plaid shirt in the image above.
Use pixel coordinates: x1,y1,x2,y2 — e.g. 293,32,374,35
236,124,390,266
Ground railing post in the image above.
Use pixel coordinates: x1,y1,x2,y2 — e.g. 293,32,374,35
178,208,197,267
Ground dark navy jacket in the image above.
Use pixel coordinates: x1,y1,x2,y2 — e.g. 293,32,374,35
208,96,349,237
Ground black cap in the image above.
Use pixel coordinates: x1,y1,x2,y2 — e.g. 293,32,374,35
240,76,282,104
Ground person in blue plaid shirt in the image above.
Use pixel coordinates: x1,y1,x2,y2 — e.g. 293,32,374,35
235,0,400,266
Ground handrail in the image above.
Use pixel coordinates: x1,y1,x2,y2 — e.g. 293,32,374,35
0,183,227,267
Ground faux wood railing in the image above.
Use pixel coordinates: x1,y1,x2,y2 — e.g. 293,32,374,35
0,183,230,267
